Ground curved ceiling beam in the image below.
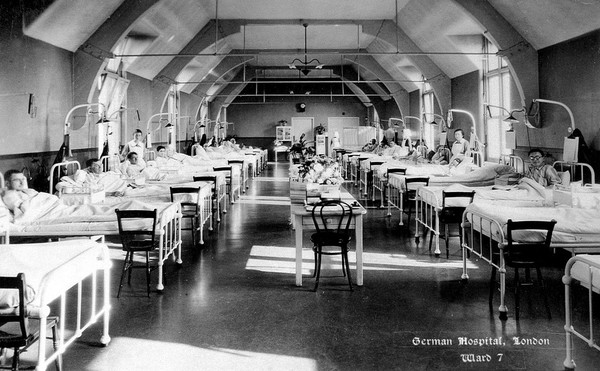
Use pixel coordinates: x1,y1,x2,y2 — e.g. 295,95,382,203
344,55,409,116
192,55,257,97
330,65,379,107
74,0,161,108
362,20,451,114
154,20,241,86
452,0,538,109
80,0,161,60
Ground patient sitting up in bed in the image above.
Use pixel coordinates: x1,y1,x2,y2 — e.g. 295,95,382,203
524,148,562,188
72,158,127,195
120,152,146,177
431,145,449,165
2,169,40,215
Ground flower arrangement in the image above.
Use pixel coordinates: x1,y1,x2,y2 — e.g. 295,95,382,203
297,156,344,185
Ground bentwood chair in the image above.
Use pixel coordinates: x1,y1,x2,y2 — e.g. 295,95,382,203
489,219,556,320
0,273,61,370
170,187,202,246
115,209,159,298
429,190,476,258
403,177,429,227
310,200,354,292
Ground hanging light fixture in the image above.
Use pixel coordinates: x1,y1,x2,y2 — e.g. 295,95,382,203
288,23,324,76
483,103,534,129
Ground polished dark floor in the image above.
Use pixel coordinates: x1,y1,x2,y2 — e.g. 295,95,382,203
53,162,600,370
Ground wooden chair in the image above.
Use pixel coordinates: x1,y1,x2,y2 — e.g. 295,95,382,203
0,273,61,370
403,177,429,227
170,187,202,246
213,166,234,203
429,190,476,258
227,160,246,190
115,209,158,297
489,219,556,320
193,175,221,221
310,200,354,292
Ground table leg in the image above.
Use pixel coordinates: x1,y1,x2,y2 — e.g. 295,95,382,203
356,214,363,286
295,214,303,286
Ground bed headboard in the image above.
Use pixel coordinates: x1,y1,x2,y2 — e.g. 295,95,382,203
553,161,596,185
100,154,120,172
499,155,524,174
469,151,483,167
49,160,81,193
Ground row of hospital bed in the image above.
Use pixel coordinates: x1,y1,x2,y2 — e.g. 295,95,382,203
338,147,600,369
0,147,268,370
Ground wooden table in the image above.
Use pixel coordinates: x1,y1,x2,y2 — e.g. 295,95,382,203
290,187,366,287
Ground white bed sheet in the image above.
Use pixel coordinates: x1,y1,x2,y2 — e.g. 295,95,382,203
9,199,179,235
0,239,109,308
418,184,547,210
387,163,514,190
569,254,600,292
465,203,600,244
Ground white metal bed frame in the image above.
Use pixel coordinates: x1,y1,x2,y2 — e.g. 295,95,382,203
415,155,526,256
553,161,596,185
1,237,111,371
460,208,600,320
50,158,216,245
9,205,183,292
563,255,600,370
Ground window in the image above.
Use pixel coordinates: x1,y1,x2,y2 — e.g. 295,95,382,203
483,39,512,160
421,82,436,150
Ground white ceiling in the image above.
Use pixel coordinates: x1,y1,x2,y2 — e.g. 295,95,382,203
20,0,600,98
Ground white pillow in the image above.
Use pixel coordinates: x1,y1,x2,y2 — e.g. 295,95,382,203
559,171,571,186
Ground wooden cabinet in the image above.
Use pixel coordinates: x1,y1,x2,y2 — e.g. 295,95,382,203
276,126,292,142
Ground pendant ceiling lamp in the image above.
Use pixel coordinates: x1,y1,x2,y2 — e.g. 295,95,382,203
288,23,324,76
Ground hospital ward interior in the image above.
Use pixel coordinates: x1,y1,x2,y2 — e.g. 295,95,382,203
2,0,600,370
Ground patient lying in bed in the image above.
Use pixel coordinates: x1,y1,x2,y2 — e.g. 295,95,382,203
1,169,40,217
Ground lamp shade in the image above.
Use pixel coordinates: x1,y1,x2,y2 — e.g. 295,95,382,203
503,113,519,123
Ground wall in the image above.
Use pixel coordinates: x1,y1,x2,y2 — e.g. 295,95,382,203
372,98,402,128
0,5,72,157
226,97,366,151
536,30,600,150
450,71,482,143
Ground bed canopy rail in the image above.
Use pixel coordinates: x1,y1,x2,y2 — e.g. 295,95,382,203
48,160,81,193
553,160,596,185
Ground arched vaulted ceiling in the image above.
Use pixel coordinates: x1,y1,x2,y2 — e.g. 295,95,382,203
21,0,600,116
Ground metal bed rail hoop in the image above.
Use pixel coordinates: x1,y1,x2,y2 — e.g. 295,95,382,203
500,154,524,174
100,154,120,172
49,160,81,193
553,160,596,185
34,241,112,369
563,255,600,370
460,208,509,319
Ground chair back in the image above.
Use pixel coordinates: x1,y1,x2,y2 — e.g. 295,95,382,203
311,200,353,236
213,166,232,177
369,160,386,171
505,219,557,266
193,176,218,198
115,209,158,251
170,187,201,214
404,177,430,197
227,160,244,166
0,273,29,344
387,168,407,176
440,190,476,222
